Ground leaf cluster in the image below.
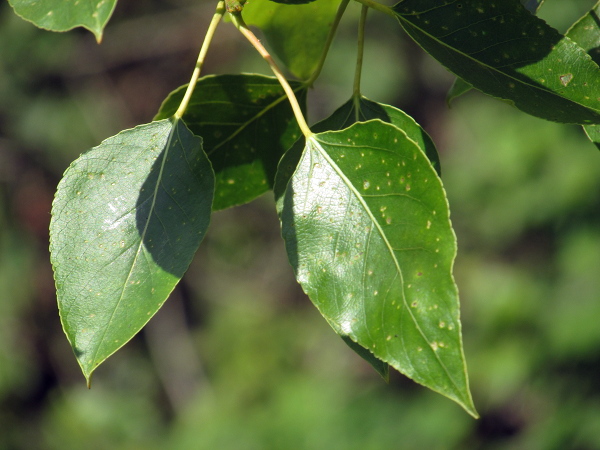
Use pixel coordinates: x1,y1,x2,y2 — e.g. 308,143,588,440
7,0,600,418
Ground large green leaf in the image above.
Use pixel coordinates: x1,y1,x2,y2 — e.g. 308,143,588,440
243,0,340,79
156,74,305,210
446,0,546,105
50,119,214,382
394,0,600,124
275,120,476,416
565,1,600,150
8,0,117,42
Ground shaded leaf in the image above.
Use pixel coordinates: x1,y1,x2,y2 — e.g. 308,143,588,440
446,1,545,105
275,120,476,416
393,0,600,124
156,74,305,210
243,0,340,79
565,1,600,150
7,0,117,42
50,119,214,382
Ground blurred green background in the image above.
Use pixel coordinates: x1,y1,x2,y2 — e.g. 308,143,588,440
1,0,600,448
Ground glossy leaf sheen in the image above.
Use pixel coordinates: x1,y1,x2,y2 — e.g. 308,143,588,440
244,0,340,79
393,0,600,124
566,1,600,150
8,0,117,42
446,0,545,105
50,119,214,381
276,120,476,416
155,75,304,210
315,96,441,176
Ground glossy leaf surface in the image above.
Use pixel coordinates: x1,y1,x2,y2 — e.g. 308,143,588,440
566,1,600,150
50,119,214,382
315,96,441,176
393,0,600,124
244,0,340,79
275,120,476,416
8,0,117,42
156,74,304,210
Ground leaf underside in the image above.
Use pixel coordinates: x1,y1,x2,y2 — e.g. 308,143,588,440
156,74,305,210
275,120,477,417
394,0,600,124
7,0,117,42
50,119,214,381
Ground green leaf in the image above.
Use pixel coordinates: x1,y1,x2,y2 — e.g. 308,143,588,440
393,0,600,124
520,0,545,14
275,120,477,416
50,119,214,382
155,74,305,210
243,0,340,79
446,1,545,105
313,96,441,176
7,0,117,42
269,0,317,4
446,78,473,107
565,1,600,150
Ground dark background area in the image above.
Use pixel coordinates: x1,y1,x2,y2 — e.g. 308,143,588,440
1,0,600,448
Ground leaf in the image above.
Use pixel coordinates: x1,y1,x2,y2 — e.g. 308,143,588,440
243,0,340,79
393,0,600,124
275,120,477,416
312,96,441,176
520,0,545,14
446,78,473,107
269,0,317,4
155,74,305,210
50,119,214,382
446,0,545,105
565,1,600,150
7,0,117,43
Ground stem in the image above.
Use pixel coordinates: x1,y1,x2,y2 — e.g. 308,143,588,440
175,1,226,119
352,0,395,18
304,0,350,87
353,5,368,120
230,12,312,138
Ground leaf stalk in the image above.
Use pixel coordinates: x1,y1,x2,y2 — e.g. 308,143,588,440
175,1,226,119
305,0,351,87
230,12,312,138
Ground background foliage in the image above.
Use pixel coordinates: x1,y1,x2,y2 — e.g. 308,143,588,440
1,0,600,448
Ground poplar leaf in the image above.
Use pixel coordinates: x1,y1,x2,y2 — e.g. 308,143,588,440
156,74,305,210
394,0,600,124
565,1,600,150
7,0,117,42
275,120,477,417
243,0,340,79
50,119,214,382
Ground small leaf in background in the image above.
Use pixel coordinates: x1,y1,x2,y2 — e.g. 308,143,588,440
394,0,600,124
565,1,600,150
446,78,473,107
243,0,340,79
50,119,214,382
156,74,305,210
7,0,117,42
520,0,545,14
276,120,476,416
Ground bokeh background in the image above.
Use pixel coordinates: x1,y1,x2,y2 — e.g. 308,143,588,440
1,0,600,448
